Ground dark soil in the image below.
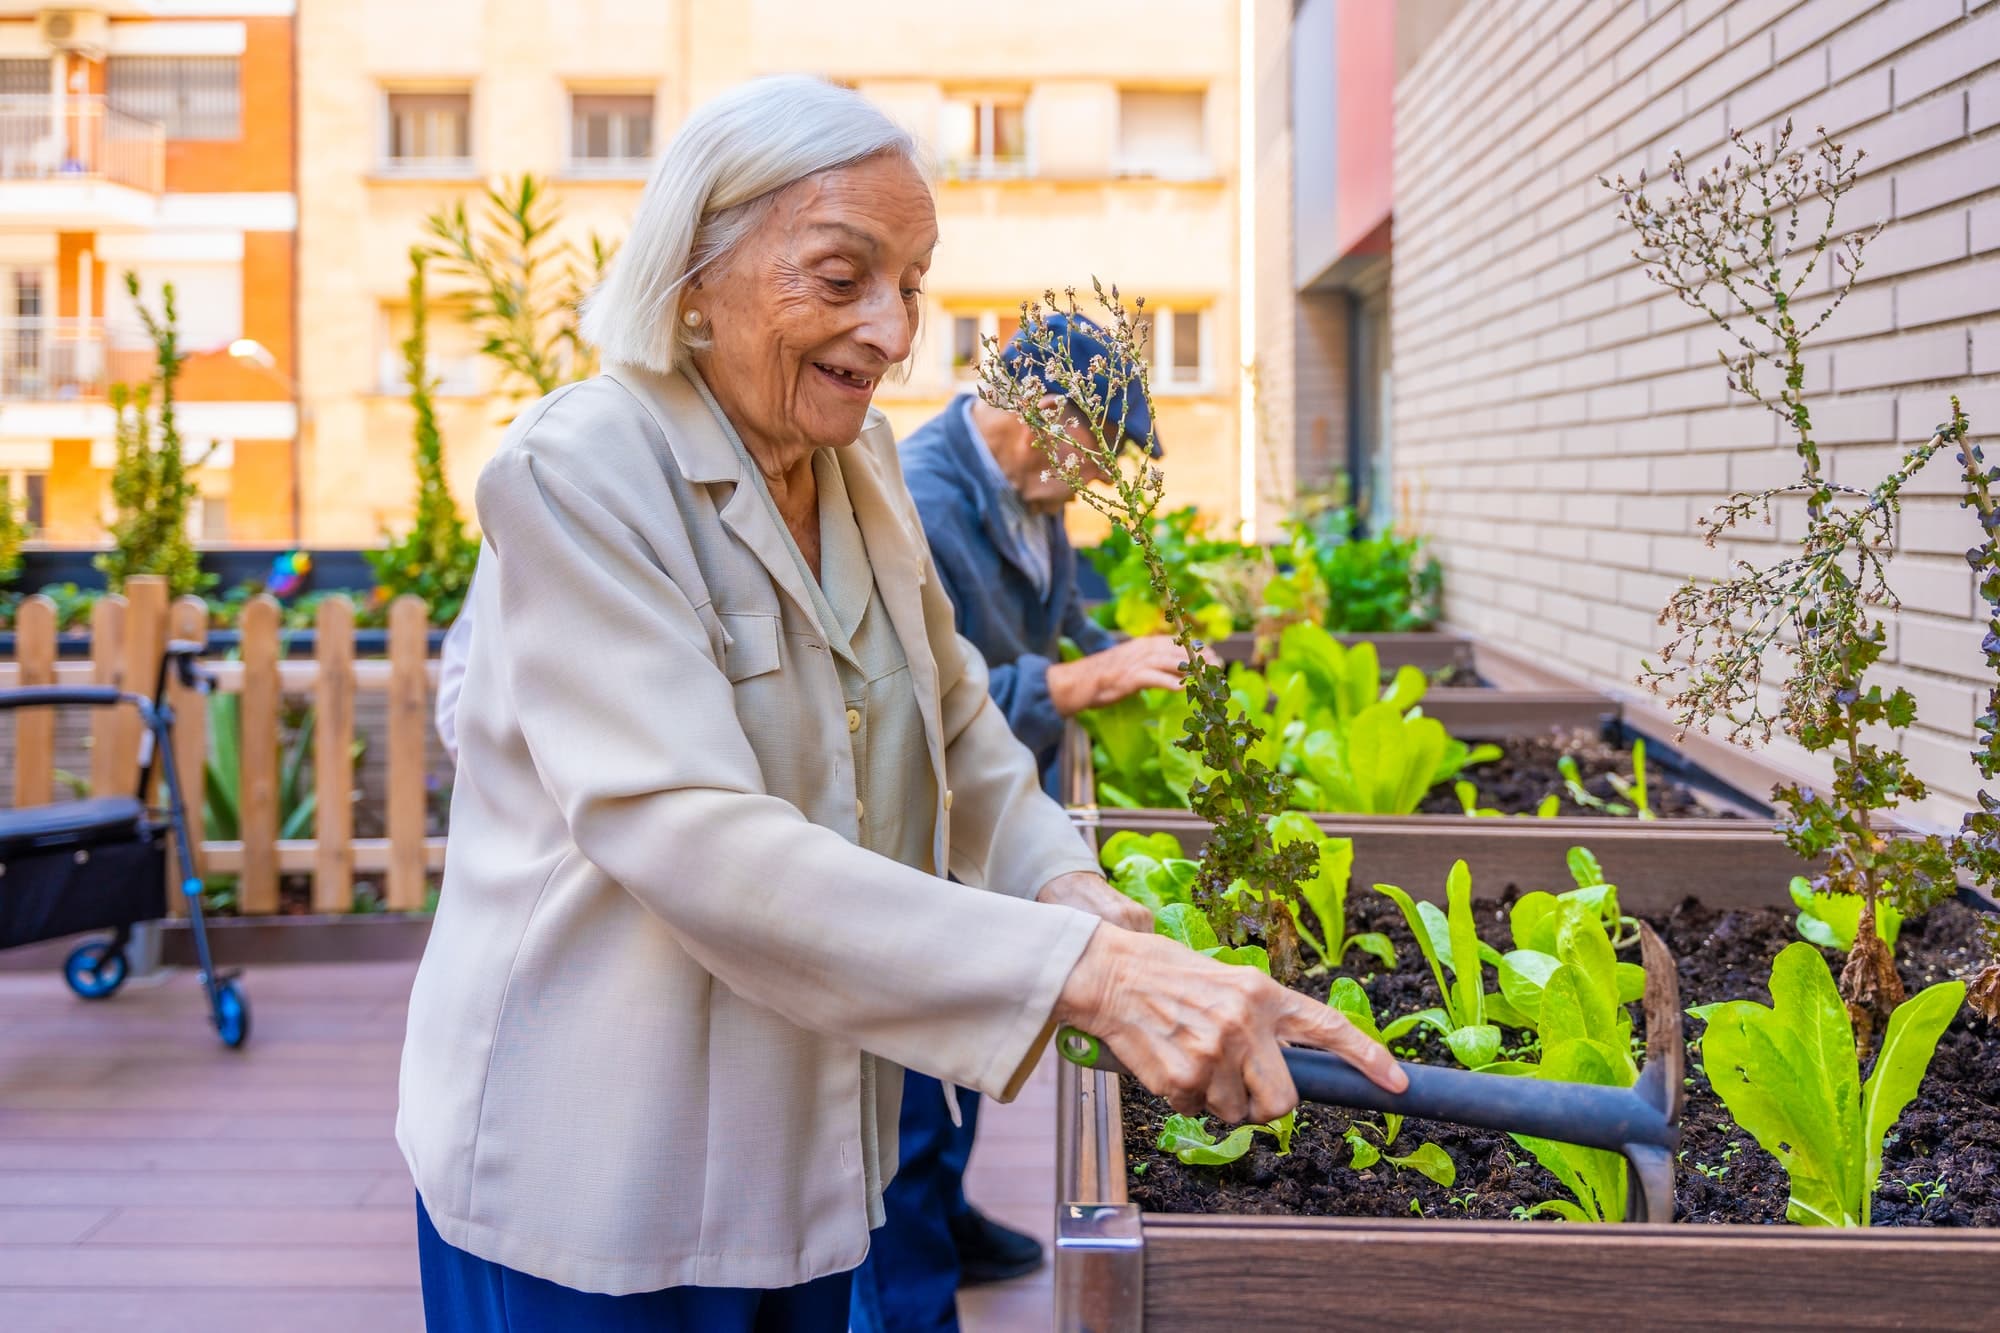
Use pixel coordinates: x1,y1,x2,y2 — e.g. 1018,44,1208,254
1418,729,1732,819
1122,891,1999,1227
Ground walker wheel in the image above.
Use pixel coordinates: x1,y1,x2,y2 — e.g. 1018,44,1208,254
213,979,251,1048
63,940,129,1000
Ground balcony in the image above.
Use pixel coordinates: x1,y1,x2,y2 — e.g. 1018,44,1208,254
0,96,165,229
1,319,111,402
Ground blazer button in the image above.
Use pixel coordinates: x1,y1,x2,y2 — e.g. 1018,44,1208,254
855,798,866,820
943,788,954,812
846,707,861,733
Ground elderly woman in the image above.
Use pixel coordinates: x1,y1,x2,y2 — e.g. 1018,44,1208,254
397,75,1401,1331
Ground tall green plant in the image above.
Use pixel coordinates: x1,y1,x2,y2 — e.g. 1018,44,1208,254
1950,425,2000,1021
97,274,209,597
1606,124,1960,1049
0,477,27,585
424,174,614,401
982,285,1316,980
367,248,480,625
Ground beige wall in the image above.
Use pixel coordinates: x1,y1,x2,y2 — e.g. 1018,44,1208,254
297,0,1244,544
1392,0,2000,819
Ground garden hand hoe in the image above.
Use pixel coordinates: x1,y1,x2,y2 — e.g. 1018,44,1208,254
1060,922,1684,1221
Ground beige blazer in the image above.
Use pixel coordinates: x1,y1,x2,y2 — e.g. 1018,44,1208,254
396,365,1101,1295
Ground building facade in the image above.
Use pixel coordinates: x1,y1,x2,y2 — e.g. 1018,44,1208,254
1391,0,2000,817
295,0,1247,545
0,0,298,546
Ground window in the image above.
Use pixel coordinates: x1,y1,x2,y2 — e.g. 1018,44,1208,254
107,266,241,358
1,472,44,534
376,301,482,395
0,58,49,97
946,311,1022,381
939,94,1028,179
384,91,472,170
1140,308,1207,388
569,92,653,169
106,56,240,140
1116,89,1206,178
197,494,228,543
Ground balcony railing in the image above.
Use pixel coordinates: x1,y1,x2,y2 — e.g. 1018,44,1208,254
0,95,165,195
1,319,112,401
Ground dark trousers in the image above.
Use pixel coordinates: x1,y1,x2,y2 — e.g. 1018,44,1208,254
849,1072,981,1333
416,1193,852,1332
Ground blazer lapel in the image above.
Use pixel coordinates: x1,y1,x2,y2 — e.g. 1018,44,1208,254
606,363,821,629
840,426,947,788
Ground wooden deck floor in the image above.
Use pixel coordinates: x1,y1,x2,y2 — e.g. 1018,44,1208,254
0,958,1057,1331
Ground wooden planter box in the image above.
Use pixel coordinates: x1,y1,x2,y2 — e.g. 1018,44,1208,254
1053,859,2000,1333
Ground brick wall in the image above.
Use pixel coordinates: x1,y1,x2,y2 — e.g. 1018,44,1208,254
1392,0,2000,820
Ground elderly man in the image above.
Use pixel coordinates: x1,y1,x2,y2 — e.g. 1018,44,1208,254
847,315,1188,1333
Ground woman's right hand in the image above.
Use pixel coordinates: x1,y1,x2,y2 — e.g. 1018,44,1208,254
1053,923,1407,1125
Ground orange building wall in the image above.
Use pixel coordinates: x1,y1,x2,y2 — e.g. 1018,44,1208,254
162,17,295,195
227,439,294,542
54,234,104,321
178,231,294,402
44,441,103,545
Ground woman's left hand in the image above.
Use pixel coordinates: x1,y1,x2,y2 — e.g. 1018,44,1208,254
1036,872,1154,932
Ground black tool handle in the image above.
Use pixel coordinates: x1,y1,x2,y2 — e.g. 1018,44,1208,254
1282,1047,1676,1152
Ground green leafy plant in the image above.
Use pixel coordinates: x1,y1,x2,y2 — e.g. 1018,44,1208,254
1692,942,1965,1226
1457,782,1559,819
1291,508,1443,634
1557,739,1654,819
1371,862,1505,1069
366,248,481,626
423,174,614,402
98,274,210,597
0,478,28,586
1327,979,1455,1185
1509,904,1641,1222
1268,813,1393,971
1790,875,1902,955
984,285,1318,979
1154,901,1272,973
1156,1112,1294,1166
1608,124,1962,1049
1098,829,1198,913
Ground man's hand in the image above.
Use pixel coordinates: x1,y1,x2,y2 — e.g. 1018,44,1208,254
1036,871,1154,933
1046,636,1201,716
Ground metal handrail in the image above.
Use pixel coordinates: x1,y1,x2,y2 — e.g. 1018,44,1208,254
0,95,165,194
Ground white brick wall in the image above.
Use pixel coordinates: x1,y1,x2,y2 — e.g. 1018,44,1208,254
1392,0,2000,820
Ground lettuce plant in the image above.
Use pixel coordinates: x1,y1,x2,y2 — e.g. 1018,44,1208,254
1557,739,1653,819
1328,978,1455,1186
1507,902,1642,1222
1693,943,1965,1226
1268,813,1393,971
1157,1112,1294,1165
1947,430,2000,1020
1098,830,1197,913
1790,876,1902,955
1371,862,1505,1069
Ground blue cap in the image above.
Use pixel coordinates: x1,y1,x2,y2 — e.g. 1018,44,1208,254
997,312,1162,458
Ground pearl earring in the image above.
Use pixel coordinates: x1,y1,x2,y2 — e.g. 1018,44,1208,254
683,309,703,328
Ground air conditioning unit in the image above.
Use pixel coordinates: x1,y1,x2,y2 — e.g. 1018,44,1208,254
38,10,111,59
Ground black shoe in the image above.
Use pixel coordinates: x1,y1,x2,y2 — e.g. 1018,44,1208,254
949,1206,1045,1285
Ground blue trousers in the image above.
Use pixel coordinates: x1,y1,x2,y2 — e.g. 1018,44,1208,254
849,1072,981,1333
417,1193,852,1332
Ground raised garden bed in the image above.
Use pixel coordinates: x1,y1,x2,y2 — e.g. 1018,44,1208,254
1216,629,1473,675
1056,864,2000,1331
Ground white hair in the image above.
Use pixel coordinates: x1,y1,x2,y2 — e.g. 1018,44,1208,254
579,75,921,375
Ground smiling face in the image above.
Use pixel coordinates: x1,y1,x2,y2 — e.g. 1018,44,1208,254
688,152,937,462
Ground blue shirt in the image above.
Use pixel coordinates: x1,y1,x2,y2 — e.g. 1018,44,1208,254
900,396,1116,776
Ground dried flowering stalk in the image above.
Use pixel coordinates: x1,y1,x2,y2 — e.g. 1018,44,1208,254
979,282,1313,980
1604,123,1960,1049
1951,422,2000,1021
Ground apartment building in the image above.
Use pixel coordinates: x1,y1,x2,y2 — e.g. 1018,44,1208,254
0,1,297,546
1391,0,2000,817
295,0,1245,543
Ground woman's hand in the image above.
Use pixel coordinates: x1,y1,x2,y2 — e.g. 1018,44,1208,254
1036,871,1155,933
1053,924,1407,1125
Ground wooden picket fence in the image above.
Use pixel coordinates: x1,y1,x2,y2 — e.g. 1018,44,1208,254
0,574,446,916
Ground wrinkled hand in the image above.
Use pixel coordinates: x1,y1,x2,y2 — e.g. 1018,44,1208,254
1047,636,1218,716
1053,925,1406,1125
1036,871,1154,933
